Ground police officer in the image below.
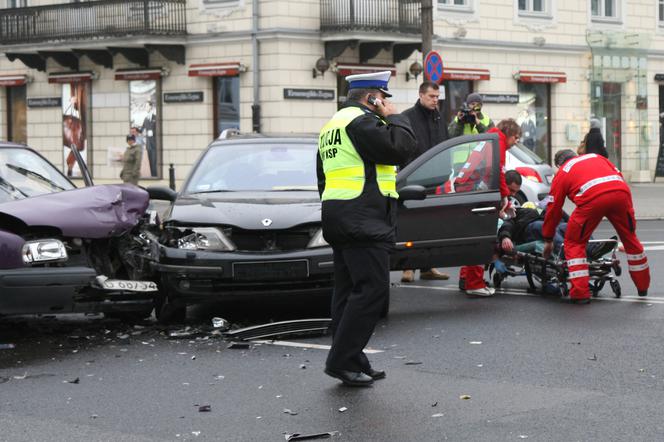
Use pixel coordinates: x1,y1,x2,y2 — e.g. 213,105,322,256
317,71,416,387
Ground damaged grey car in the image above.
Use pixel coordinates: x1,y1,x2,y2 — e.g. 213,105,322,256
0,142,158,320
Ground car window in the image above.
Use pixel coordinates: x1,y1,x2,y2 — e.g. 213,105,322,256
0,148,75,202
404,140,498,195
509,143,545,165
185,142,319,193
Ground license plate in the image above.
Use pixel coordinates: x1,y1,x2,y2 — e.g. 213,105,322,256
233,260,309,282
101,279,158,292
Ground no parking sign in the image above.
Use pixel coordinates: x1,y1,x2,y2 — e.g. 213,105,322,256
424,51,444,84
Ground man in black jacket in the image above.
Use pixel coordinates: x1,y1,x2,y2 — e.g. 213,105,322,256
400,81,450,283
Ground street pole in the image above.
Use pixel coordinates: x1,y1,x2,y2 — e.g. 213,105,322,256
422,0,433,62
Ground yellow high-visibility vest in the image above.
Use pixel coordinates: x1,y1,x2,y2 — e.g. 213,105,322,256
318,107,398,201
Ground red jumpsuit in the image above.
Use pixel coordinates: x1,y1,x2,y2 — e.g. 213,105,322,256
542,154,649,300
459,128,511,290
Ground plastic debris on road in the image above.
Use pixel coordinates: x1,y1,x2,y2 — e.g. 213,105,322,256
469,341,482,345
284,431,338,441
227,342,250,349
338,407,347,413
588,354,598,361
404,361,422,365
283,408,298,416
211,317,230,331
432,413,444,418
460,395,471,400
198,405,211,412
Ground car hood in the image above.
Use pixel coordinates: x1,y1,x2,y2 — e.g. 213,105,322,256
168,191,322,229
0,184,149,239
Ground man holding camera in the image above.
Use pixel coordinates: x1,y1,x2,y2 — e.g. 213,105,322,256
448,92,494,137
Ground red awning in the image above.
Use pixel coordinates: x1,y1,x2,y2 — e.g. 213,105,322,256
515,70,567,83
442,67,490,81
48,72,94,84
115,69,164,81
188,62,244,77
335,63,397,77
0,74,28,87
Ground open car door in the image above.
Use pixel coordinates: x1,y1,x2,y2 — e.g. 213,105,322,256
391,133,501,270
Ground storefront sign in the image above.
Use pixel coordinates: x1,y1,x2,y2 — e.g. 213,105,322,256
0,75,28,87
283,88,335,100
515,70,567,83
27,97,61,108
48,72,94,84
164,92,204,103
442,67,490,81
115,69,163,81
480,94,519,104
189,62,243,77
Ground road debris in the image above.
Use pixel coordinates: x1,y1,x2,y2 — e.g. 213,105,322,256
432,413,444,418
431,402,438,407
227,342,250,349
588,354,598,361
404,361,422,365
283,408,298,416
299,364,307,369
66,377,80,384
224,319,331,341
285,432,338,441
198,405,211,412
469,341,482,345
0,343,15,350
338,407,348,413
211,317,230,331
460,395,471,400
13,372,28,380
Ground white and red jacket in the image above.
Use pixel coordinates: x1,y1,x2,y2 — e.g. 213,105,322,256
542,154,630,240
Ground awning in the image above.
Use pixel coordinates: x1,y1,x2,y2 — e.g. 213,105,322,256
115,68,164,81
515,70,567,83
188,62,245,77
335,63,396,77
0,74,28,87
442,67,490,81
47,72,95,84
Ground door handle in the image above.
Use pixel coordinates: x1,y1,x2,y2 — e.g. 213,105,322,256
471,206,496,214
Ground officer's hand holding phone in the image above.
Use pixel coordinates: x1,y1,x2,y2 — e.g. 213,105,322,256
368,95,396,117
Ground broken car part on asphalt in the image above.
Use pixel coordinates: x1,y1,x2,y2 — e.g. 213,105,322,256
223,318,331,341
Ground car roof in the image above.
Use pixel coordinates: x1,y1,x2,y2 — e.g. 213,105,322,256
0,141,30,149
209,134,317,148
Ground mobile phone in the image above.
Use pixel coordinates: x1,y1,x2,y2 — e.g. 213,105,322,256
368,95,382,106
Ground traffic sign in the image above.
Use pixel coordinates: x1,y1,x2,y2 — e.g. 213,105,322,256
424,51,444,84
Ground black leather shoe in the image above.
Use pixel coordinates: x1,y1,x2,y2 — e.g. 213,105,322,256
638,290,648,297
324,367,374,387
363,368,386,380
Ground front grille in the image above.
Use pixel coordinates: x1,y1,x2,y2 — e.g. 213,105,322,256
228,227,313,251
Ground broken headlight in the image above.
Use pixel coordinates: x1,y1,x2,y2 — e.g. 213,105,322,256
172,227,236,251
22,239,68,264
307,228,329,249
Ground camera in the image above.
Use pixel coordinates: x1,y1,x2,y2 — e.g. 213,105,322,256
459,103,476,125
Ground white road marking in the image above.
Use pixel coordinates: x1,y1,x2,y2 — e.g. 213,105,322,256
399,285,664,305
643,245,664,252
250,339,384,354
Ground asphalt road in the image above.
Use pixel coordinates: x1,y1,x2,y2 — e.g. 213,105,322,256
1,220,663,441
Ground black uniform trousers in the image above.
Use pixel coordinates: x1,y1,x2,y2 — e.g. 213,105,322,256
325,245,389,373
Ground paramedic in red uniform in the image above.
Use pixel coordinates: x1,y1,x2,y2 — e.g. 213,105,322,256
456,119,522,296
542,149,650,303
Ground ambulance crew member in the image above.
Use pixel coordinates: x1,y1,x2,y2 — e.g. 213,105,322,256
316,71,416,387
542,149,650,303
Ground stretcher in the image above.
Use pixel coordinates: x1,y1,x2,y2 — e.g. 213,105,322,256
490,238,622,299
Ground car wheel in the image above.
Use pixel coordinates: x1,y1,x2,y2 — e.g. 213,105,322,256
154,294,186,324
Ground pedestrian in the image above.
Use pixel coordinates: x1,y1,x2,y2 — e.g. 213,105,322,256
583,118,608,158
120,134,142,185
542,149,649,303
317,71,416,387
457,119,522,297
448,92,494,138
400,81,450,283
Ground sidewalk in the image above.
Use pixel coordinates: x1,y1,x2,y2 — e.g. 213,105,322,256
563,183,664,220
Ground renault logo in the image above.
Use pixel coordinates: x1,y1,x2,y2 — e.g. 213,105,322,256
262,218,273,227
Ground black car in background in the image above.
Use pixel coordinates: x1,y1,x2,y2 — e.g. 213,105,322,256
147,132,504,322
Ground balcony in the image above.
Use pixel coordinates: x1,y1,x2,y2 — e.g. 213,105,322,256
0,0,186,46
320,0,421,63
321,0,421,35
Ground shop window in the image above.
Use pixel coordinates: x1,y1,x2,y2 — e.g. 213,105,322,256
591,0,620,22
6,0,27,7
6,85,26,145
62,81,91,178
129,80,160,178
214,76,240,137
517,82,551,163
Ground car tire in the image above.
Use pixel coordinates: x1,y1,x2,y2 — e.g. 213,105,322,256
154,294,186,324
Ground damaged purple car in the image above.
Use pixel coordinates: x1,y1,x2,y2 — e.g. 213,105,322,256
0,142,158,319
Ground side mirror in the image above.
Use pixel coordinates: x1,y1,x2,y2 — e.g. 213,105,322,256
146,185,177,202
398,184,426,201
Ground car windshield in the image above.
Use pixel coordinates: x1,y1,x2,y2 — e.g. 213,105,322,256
0,147,75,202
510,144,545,165
185,142,319,193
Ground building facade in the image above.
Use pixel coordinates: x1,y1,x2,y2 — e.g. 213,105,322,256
1,0,664,185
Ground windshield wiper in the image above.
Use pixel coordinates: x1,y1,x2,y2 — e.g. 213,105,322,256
5,163,66,191
0,175,28,199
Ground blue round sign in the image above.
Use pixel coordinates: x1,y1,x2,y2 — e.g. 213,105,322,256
424,51,444,84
